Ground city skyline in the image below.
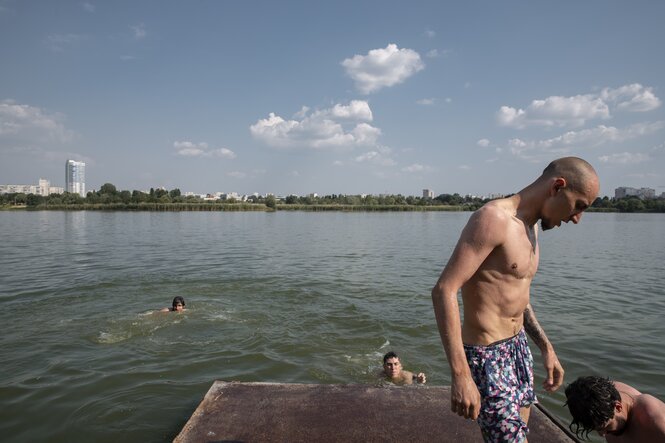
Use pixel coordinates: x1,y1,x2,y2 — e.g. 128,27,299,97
1,1,665,197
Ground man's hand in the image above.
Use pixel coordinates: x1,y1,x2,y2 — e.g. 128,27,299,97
415,372,426,384
542,348,564,392
451,375,481,419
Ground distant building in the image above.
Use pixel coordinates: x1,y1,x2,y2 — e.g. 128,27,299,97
486,193,505,200
423,189,434,198
615,187,655,200
0,178,63,196
65,160,86,197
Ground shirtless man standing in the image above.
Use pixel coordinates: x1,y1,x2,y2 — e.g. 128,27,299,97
565,376,665,442
431,157,599,442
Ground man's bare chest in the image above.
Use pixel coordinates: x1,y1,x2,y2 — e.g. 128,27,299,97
493,228,539,280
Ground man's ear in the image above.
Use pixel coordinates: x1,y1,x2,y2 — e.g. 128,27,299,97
550,177,567,196
615,400,623,413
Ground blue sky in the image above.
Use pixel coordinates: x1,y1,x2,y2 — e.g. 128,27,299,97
1,1,664,197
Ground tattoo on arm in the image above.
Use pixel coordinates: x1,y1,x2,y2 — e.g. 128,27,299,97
523,305,549,351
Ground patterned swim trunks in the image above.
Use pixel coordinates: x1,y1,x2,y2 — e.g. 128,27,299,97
464,329,537,443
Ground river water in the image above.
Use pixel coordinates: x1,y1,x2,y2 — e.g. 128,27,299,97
1,211,663,442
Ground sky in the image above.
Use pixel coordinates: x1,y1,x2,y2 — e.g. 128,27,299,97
1,1,664,198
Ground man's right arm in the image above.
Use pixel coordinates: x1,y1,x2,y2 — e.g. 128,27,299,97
431,207,505,419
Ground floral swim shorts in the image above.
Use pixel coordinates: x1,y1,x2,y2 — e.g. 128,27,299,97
464,329,537,443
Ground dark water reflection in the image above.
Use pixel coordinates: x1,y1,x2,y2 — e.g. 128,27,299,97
0,211,663,442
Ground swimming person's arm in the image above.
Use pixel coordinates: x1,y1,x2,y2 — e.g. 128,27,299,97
412,372,426,384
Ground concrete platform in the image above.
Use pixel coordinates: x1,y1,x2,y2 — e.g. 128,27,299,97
174,381,580,442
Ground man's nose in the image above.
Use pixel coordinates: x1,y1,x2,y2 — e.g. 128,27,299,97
570,212,582,224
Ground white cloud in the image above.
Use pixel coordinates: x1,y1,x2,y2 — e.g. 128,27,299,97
508,138,528,155
498,83,661,129
598,152,650,164
45,33,85,52
227,171,246,179
498,95,609,129
250,101,381,150
402,163,431,173
333,160,344,166
506,121,665,160
174,141,236,158
131,23,146,39
477,138,490,147
424,29,436,38
458,165,471,170
341,44,425,94
120,55,137,61
426,48,451,58
0,100,74,143
215,148,237,159
82,2,95,12
600,84,661,112
354,149,396,166
416,98,435,105
326,100,373,120
539,122,664,150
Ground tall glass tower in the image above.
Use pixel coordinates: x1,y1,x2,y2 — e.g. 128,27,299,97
65,160,86,197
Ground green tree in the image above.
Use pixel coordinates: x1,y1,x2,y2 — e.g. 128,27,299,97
13,193,27,205
265,195,276,209
119,190,132,204
26,194,43,207
62,192,83,205
132,190,148,203
86,192,100,204
99,183,117,195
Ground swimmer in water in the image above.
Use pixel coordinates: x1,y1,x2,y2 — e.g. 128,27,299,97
160,296,186,312
380,351,426,385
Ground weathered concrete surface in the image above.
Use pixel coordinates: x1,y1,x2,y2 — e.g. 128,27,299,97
174,381,579,443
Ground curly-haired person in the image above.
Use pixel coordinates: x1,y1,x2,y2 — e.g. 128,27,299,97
564,376,665,442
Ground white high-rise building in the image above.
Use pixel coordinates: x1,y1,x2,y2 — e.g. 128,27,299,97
65,160,86,197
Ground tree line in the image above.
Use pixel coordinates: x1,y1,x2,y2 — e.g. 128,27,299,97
1,182,664,212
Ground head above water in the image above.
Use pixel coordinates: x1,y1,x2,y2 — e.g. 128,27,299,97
537,157,600,231
383,351,402,378
172,296,185,311
565,376,621,439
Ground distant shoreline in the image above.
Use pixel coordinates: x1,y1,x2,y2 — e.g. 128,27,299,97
1,203,471,212
0,204,639,213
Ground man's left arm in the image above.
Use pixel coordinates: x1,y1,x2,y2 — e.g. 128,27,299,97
523,303,564,392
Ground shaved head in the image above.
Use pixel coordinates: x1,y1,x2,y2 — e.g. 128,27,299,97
541,157,599,194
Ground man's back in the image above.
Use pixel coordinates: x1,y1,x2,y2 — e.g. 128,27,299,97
608,383,665,443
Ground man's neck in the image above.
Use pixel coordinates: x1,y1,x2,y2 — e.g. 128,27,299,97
619,390,635,419
513,182,546,227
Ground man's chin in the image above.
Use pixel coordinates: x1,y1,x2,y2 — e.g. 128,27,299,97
541,221,554,231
